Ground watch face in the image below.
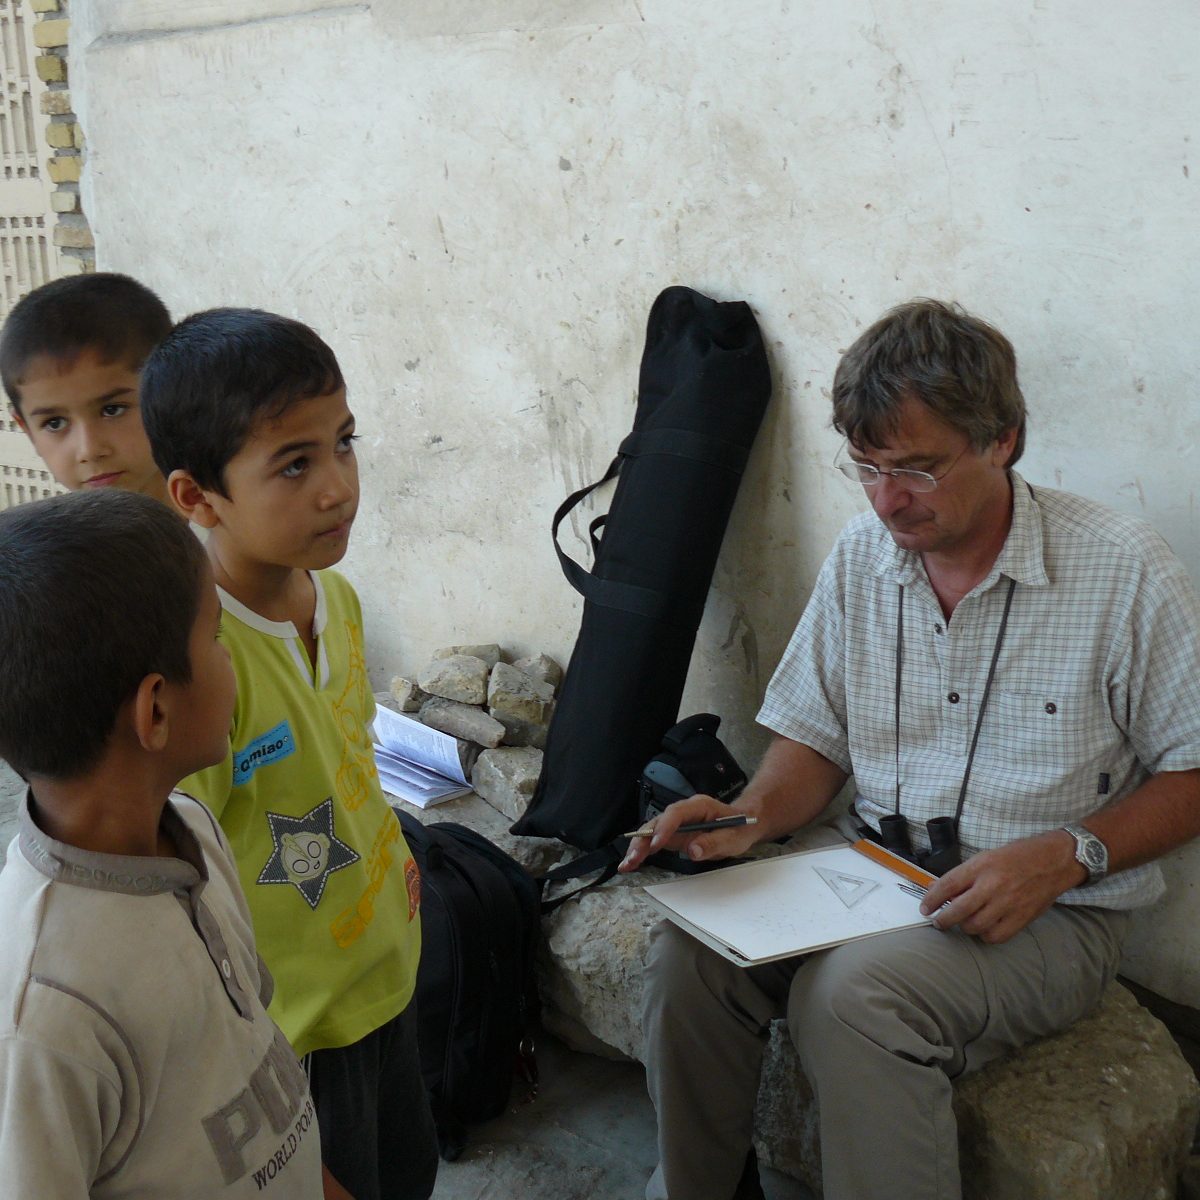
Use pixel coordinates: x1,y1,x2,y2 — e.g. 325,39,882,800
1084,842,1106,867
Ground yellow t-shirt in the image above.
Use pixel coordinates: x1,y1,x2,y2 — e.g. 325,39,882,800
183,570,421,1058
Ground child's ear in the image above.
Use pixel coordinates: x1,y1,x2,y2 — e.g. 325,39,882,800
8,404,28,436
131,674,170,753
169,469,220,528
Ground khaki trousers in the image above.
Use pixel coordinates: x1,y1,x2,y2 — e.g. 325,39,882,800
642,904,1130,1200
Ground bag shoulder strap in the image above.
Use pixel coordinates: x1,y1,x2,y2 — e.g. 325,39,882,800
538,842,626,914
550,457,673,620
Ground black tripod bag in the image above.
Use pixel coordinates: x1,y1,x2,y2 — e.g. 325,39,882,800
511,286,770,850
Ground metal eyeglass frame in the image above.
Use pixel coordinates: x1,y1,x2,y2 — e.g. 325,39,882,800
834,443,971,494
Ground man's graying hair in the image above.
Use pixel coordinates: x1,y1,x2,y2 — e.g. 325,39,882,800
831,299,1027,468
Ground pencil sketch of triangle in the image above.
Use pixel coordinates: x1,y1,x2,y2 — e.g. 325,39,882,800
814,866,880,909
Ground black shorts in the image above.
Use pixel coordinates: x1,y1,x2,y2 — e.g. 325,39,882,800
305,1001,438,1200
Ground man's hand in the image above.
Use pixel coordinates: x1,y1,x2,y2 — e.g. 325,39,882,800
618,794,761,873
920,830,1087,944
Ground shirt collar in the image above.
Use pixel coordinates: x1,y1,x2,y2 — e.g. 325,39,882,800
870,469,1049,590
18,790,208,897
216,571,327,641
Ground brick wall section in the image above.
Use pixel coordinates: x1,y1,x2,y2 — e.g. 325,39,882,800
31,0,92,273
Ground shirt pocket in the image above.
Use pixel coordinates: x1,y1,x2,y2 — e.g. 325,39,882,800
984,688,1113,776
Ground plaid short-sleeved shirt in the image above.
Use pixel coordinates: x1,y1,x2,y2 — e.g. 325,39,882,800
758,471,1200,909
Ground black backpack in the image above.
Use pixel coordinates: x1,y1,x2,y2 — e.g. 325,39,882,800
396,810,542,1162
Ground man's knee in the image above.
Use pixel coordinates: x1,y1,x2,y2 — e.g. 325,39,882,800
787,930,979,1068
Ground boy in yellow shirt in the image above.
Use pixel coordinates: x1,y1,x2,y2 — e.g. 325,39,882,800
141,308,436,1200
1,273,172,500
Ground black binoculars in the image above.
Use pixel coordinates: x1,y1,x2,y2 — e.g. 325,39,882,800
867,814,962,877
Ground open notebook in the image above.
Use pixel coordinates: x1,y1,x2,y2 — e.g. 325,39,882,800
372,702,473,808
643,841,937,966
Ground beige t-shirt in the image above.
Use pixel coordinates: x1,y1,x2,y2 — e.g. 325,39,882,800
0,792,324,1198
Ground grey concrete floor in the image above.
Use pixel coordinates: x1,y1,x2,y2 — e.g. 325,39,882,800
0,760,812,1198
427,1029,814,1200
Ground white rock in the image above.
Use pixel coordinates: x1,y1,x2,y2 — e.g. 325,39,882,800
432,643,503,669
418,654,490,705
418,697,505,748
470,746,544,821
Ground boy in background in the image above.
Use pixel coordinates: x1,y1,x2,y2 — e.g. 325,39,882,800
0,489,324,1198
0,272,171,500
141,308,438,1200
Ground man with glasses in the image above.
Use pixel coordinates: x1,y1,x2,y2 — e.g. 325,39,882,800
621,299,1200,1200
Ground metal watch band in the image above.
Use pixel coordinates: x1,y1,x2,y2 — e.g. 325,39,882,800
1062,822,1108,885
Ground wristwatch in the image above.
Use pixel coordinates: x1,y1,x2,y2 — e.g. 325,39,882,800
1061,823,1108,885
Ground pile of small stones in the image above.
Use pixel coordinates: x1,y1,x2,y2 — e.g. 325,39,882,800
389,643,563,822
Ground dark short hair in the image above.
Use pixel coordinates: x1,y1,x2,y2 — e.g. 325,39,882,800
831,299,1027,468
140,308,344,496
0,490,207,780
0,272,172,412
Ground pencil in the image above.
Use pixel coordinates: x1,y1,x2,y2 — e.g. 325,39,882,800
623,815,758,838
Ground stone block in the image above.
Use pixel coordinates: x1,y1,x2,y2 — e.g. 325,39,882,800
40,90,72,115
470,746,543,821
512,653,564,693
33,19,69,48
45,121,75,149
388,675,430,713
433,643,502,669
50,191,78,213
539,872,672,1061
495,709,552,749
418,697,504,748
35,55,67,84
53,219,93,249
30,0,60,12
418,654,489,705
488,661,554,724
951,983,1199,1200
47,154,80,183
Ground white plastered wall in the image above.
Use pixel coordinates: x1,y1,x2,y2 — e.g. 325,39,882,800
70,0,1200,1003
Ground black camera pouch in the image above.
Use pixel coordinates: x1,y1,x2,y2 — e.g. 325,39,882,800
638,714,747,874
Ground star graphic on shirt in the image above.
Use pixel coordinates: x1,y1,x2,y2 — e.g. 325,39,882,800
257,798,360,910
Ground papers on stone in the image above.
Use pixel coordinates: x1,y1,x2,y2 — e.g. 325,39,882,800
372,703,473,808
643,843,934,966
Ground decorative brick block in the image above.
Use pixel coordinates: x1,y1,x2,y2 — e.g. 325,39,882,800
47,155,81,183
52,219,93,250
45,121,75,149
32,19,69,49
35,54,67,83
40,90,72,115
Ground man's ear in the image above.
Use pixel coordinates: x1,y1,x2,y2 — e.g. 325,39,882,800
169,469,220,528
991,425,1019,468
8,404,29,436
131,673,170,753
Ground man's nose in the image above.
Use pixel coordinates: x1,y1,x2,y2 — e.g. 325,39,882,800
870,473,911,519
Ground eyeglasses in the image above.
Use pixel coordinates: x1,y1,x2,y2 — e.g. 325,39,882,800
835,444,971,494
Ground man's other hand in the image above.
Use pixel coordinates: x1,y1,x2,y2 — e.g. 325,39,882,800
920,830,1087,943
618,794,760,873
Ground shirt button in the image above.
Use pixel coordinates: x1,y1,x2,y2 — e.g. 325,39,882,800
934,624,944,635
947,692,960,704
1044,702,1057,714
221,958,232,978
